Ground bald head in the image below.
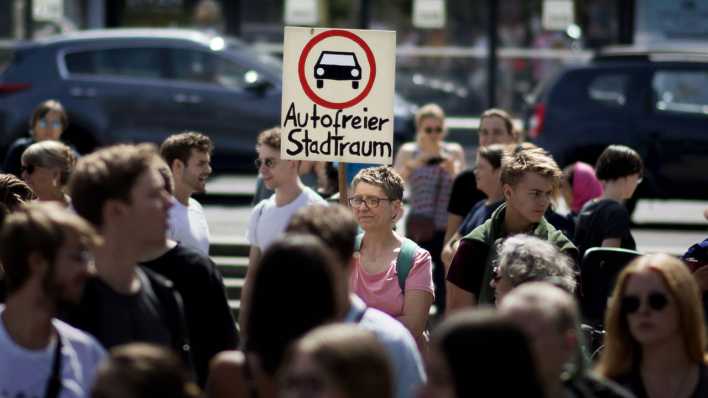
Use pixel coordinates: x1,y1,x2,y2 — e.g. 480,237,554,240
498,282,579,388
499,282,578,333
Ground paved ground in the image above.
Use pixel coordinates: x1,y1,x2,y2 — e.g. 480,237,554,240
203,174,708,256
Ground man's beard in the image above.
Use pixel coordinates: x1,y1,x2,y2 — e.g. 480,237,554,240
42,266,83,311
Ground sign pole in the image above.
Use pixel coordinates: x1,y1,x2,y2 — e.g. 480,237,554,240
338,162,348,206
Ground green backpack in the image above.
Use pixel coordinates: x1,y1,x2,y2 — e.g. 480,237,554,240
354,233,419,293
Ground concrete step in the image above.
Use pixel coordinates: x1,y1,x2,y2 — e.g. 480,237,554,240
224,278,244,300
228,299,240,321
210,240,250,257
213,256,249,278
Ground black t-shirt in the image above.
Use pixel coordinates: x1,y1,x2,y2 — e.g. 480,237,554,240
447,170,485,217
77,268,173,349
614,363,708,398
459,199,502,236
141,244,239,386
2,137,34,177
565,372,635,398
574,199,636,260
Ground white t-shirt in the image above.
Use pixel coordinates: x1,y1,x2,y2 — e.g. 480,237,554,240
168,197,210,256
0,305,106,398
246,186,327,251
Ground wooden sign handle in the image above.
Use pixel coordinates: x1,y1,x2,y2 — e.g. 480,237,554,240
338,162,348,206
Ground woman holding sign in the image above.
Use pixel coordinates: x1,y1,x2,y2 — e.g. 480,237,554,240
393,103,464,314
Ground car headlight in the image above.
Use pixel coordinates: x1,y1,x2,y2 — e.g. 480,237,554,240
316,67,325,76
351,68,359,77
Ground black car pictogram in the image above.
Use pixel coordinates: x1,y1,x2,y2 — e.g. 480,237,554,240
313,51,362,89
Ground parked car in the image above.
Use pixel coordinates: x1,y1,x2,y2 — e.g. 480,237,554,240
525,47,708,201
0,29,415,171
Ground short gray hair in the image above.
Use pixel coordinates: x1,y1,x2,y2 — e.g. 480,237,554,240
21,140,77,186
497,235,577,294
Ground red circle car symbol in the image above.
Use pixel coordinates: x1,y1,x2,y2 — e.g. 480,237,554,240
298,29,376,110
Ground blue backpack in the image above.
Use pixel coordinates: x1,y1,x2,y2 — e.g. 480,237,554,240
354,233,419,293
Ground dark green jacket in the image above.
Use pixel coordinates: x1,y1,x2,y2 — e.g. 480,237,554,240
459,203,578,304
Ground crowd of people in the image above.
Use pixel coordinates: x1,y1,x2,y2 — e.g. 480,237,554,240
0,98,707,398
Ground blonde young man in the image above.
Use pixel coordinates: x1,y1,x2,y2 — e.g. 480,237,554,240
446,147,578,310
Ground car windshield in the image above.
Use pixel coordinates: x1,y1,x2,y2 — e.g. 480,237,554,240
320,53,356,66
225,38,282,78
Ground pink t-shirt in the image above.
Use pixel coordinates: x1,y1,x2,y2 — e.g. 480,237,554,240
350,246,435,318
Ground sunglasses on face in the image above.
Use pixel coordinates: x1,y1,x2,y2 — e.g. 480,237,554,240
21,164,35,175
254,158,278,169
37,119,62,129
424,127,443,134
621,291,669,314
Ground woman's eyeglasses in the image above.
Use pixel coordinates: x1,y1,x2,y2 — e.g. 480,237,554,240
621,291,669,314
21,164,35,175
424,127,443,134
348,196,391,208
254,158,278,169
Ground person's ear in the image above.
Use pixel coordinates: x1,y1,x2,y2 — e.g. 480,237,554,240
171,159,185,177
51,169,62,187
28,252,48,276
503,183,513,201
392,200,403,222
102,198,128,225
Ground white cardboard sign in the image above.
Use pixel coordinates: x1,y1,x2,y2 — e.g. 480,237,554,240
281,26,397,164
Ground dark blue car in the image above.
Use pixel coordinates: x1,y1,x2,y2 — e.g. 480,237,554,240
0,29,415,171
524,47,708,201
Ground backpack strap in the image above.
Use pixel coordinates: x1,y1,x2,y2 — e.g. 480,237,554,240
356,233,418,294
396,238,419,294
355,232,363,252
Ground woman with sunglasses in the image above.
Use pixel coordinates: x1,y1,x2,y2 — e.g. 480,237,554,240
574,145,643,260
348,166,434,346
597,253,708,398
20,140,76,207
3,99,69,177
393,103,464,314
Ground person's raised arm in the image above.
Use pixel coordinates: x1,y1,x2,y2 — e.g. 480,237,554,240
443,142,465,176
393,144,415,181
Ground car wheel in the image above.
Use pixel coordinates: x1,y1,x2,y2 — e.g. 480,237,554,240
317,80,323,89
352,81,359,89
